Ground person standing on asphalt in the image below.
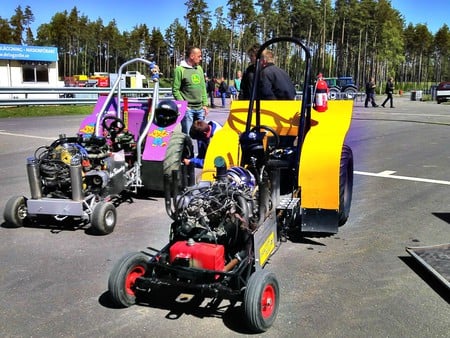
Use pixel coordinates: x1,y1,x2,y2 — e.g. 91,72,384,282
234,70,242,98
258,49,297,100
172,46,208,134
206,76,216,108
218,77,228,108
239,44,260,100
381,77,395,108
365,77,379,108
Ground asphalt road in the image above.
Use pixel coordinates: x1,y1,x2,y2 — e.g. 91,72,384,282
1,96,450,337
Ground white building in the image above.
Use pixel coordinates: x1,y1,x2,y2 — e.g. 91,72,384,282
0,44,59,99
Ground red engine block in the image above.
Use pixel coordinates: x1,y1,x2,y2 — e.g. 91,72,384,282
169,240,225,271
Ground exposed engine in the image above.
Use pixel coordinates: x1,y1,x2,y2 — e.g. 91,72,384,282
31,134,131,199
170,167,260,262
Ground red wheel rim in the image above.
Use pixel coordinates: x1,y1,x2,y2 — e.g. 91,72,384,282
125,265,145,296
261,284,275,318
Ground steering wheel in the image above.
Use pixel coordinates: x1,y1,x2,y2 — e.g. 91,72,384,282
250,125,280,151
102,116,125,136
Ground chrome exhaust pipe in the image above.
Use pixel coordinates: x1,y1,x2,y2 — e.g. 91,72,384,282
70,156,84,201
27,157,42,199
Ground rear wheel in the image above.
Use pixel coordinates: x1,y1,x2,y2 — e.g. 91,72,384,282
108,252,149,307
91,201,116,235
328,87,339,100
338,144,353,226
3,195,28,228
344,87,357,99
244,269,280,333
163,131,194,186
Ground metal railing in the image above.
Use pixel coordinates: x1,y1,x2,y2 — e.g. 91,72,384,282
0,86,174,106
0,86,364,107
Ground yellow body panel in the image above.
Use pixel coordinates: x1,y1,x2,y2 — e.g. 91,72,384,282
299,100,353,210
201,99,353,212
201,100,301,181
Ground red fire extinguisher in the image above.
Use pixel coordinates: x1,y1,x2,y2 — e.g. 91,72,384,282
314,73,328,112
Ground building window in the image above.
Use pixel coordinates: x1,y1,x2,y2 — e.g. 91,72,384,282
22,62,49,83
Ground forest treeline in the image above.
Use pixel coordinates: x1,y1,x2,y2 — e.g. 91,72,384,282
1,0,449,90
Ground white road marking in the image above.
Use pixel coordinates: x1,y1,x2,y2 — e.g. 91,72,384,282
0,130,54,140
355,111,450,118
2,130,450,186
355,170,450,185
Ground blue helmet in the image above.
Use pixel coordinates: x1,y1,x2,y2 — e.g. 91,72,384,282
227,167,256,188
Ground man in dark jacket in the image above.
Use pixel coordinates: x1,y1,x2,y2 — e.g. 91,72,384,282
206,76,216,108
239,44,259,100
364,77,378,107
381,77,395,108
259,49,296,100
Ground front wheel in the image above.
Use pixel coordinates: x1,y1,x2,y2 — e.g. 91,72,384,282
338,144,353,226
91,201,117,235
244,269,280,333
3,195,28,228
108,252,149,307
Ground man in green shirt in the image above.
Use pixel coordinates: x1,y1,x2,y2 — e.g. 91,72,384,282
172,47,209,134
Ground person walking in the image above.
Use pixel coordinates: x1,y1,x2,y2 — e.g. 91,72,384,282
365,77,378,108
172,46,208,134
381,77,395,108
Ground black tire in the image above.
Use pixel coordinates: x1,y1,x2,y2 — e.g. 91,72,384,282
163,131,193,184
244,269,280,333
344,87,357,99
108,252,149,307
328,87,339,100
91,201,116,235
3,195,28,228
338,144,353,226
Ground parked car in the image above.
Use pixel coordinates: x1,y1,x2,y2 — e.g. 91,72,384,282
436,81,450,104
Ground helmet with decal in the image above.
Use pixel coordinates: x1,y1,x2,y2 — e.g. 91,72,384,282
154,100,179,127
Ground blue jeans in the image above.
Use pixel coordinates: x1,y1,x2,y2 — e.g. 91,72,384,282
181,107,205,134
220,92,227,107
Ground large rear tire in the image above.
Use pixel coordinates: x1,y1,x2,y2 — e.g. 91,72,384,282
163,131,194,185
91,201,117,235
338,144,353,226
344,87,357,99
244,269,280,333
108,252,149,307
328,87,340,100
3,195,28,228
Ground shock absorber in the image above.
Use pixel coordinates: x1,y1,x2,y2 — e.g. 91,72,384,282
70,156,84,201
26,157,42,199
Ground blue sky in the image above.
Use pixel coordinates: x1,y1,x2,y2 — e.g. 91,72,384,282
2,0,447,36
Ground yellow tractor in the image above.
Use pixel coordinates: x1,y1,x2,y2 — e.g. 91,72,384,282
107,37,354,332
202,37,353,236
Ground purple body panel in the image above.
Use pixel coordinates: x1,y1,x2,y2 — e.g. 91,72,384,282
78,96,187,161
142,101,186,161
